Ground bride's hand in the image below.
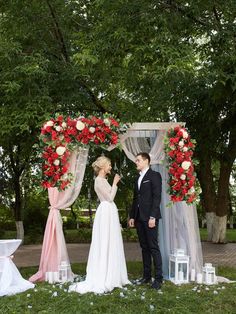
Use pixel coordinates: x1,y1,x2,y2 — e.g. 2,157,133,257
113,174,121,185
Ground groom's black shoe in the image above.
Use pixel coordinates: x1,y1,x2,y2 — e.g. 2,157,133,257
151,280,162,290
137,277,151,285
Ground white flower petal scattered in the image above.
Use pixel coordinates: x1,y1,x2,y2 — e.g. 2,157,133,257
120,292,125,298
52,291,58,297
27,294,31,297
213,290,218,295
62,122,67,128
28,305,32,309
149,305,155,311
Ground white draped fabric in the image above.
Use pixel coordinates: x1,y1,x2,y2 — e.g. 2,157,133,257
0,240,34,296
30,147,89,282
120,124,203,278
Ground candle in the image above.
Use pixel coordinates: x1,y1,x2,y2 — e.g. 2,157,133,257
197,273,203,284
48,272,54,284
178,271,184,281
191,269,196,281
53,272,59,282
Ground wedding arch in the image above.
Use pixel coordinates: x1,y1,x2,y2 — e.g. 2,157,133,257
29,115,203,282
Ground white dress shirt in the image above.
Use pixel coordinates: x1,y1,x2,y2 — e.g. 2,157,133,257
138,167,149,190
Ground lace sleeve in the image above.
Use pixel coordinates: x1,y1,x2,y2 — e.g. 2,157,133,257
95,178,117,202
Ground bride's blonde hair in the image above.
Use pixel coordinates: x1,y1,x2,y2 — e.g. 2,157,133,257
92,156,111,175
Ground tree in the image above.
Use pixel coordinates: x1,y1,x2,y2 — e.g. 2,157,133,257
0,0,107,240
65,0,236,242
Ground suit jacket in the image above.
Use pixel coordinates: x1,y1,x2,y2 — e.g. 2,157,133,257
130,168,162,221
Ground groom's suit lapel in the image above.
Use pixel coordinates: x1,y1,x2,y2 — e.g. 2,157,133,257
140,168,151,191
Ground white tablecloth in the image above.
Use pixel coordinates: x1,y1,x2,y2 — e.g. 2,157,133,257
0,239,35,297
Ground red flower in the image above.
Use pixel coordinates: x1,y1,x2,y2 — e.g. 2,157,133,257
110,118,119,127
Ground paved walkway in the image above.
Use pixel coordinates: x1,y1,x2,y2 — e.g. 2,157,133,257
14,242,236,268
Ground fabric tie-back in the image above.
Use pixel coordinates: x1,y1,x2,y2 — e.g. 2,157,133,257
120,128,203,277
29,148,89,282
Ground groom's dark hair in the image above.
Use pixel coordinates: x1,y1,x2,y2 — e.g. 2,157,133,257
136,152,151,164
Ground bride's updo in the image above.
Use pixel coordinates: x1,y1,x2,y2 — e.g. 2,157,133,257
92,156,111,175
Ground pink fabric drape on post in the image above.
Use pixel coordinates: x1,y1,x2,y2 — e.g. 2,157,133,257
29,148,88,282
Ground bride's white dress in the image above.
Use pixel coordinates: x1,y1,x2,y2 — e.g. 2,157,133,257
69,176,130,294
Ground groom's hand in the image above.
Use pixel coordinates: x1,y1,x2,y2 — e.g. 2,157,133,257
129,219,135,228
148,218,156,228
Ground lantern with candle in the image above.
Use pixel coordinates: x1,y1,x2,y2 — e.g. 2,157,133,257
202,263,217,285
169,249,189,284
59,261,71,283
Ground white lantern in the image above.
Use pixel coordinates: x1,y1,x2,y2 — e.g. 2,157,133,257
169,249,189,284
202,263,217,285
59,261,70,283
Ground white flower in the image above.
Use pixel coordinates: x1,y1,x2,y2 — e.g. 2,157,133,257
150,305,154,311
46,120,54,127
183,147,188,152
56,146,66,156
213,290,218,295
55,126,62,132
27,294,31,297
52,291,58,297
76,121,85,131
189,187,195,194
53,159,60,166
182,131,189,139
181,161,191,170
180,128,188,139
104,118,111,126
62,122,67,128
89,127,96,133
180,174,186,180
61,174,68,180
178,140,184,147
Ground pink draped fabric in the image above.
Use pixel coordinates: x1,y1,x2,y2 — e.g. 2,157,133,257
29,148,88,282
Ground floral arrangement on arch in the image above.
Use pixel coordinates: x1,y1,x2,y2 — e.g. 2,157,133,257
40,113,126,190
164,125,197,203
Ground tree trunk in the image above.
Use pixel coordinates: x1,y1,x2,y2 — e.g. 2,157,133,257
212,161,232,243
197,154,216,241
13,174,24,242
15,221,24,242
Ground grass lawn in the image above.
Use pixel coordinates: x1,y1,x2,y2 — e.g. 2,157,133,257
1,262,236,314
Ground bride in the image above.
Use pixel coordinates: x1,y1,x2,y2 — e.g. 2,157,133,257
69,156,130,294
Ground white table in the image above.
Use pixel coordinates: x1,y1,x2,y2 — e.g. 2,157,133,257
0,239,35,297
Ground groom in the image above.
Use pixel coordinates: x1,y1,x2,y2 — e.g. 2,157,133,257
129,152,163,290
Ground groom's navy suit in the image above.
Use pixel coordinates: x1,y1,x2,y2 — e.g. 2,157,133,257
130,168,163,282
